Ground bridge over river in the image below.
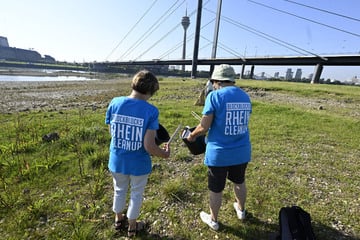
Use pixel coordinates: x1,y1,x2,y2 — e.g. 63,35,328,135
97,54,360,83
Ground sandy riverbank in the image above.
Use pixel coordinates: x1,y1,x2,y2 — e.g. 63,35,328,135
0,78,130,113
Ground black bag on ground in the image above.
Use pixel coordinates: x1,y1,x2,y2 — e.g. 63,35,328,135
278,206,316,240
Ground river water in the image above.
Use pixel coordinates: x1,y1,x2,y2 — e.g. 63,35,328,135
0,75,94,82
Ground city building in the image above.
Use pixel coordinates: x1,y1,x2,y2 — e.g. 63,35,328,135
294,68,302,80
0,36,9,47
0,35,55,63
285,68,293,80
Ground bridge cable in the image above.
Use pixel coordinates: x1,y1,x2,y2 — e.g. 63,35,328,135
188,42,213,58
158,37,192,60
105,0,158,61
134,0,211,61
204,7,327,60
117,0,185,61
224,15,327,60
157,17,215,60
200,35,246,60
284,0,360,23
248,0,360,38
158,17,245,60
158,1,355,61
133,23,182,61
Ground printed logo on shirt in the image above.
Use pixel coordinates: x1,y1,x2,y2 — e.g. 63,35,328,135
110,114,144,151
225,102,251,135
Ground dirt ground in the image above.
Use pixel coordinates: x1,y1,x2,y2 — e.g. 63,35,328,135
0,75,359,118
0,79,122,113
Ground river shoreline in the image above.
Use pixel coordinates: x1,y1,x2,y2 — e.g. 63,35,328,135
1,71,359,118
0,75,130,113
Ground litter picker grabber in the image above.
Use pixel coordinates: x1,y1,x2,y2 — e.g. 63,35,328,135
191,111,202,121
167,124,182,145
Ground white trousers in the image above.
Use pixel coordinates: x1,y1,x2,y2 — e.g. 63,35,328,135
111,172,149,220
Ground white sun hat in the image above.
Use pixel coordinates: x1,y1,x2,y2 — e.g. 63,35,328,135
211,64,236,82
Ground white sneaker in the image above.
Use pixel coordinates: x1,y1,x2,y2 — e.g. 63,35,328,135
200,211,219,231
233,202,246,220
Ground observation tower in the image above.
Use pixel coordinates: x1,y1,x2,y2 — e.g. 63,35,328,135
181,10,190,71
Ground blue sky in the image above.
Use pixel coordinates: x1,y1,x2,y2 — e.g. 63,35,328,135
1,0,359,80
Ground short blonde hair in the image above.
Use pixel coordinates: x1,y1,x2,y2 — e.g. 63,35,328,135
131,70,159,96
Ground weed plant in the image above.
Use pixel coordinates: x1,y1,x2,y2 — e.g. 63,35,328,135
0,77,359,239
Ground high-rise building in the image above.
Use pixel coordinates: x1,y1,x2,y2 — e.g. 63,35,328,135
285,68,293,80
294,68,302,80
261,72,265,79
308,73,314,80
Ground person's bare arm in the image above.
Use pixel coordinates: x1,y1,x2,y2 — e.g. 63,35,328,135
187,114,213,142
144,129,170,158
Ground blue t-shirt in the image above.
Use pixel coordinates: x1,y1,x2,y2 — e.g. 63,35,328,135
105,96,159,175
202,86,252,167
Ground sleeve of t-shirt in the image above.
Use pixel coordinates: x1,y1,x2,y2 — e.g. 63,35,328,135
202,92,215,115
105,98,118,124
148,107,159,130
105,103,112,124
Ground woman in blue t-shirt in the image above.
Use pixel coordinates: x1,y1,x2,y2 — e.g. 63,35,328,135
187,64,252,231
105,70,170,237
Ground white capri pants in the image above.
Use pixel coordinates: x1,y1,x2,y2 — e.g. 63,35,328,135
111,172,149,220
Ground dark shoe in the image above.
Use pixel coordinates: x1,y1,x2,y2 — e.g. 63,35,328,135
127,221,145,237
114,214,127,230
